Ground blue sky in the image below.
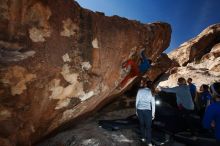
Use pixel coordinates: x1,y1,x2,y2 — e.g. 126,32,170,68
75,0,220,53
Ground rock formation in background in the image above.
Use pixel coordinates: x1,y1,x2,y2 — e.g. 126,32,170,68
159,24,220,88
168,24,220,66
0,0,171,145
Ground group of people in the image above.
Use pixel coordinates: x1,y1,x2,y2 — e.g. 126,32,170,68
120,47,220,145
187,78,212,117
202,83,220,144
135,77,220,146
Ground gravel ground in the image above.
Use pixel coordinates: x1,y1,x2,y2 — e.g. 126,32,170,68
36,109,186,146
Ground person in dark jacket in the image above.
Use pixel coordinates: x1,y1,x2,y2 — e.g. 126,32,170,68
187,78,197,103
203,82,220,145
139,49,151,74
199,84,212,119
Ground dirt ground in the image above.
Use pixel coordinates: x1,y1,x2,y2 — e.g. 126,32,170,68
36,109,186,146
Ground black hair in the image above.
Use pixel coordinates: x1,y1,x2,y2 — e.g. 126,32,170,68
214,83,220,94
178,77,186,84
148,59,152,65
146,80,156,95
201,84,209,91
187,78,192,82
146,80,153,88
139,77,147,88
210,82,220,98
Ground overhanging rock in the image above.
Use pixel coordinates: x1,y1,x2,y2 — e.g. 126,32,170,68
0,0,171,145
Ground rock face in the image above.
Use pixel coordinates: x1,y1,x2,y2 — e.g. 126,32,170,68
0,0,171,145
159,24,220,89
145,53,175,81
168,24,220,66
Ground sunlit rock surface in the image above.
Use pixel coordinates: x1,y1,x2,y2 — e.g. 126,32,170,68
159,25,220,88
168,24,220,66
0,0,171,145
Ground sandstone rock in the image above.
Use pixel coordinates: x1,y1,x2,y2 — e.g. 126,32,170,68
1,66,36,96
169,24,220,66
60,18,79,37
158,25,220,89
201,43,220,62
0,0,171,145
158,64,220,89
0,137,13,146
144,53,175,81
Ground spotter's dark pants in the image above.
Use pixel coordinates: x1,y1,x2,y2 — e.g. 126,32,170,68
137,109,152,144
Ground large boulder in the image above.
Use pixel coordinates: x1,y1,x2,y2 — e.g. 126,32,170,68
0,0,171,145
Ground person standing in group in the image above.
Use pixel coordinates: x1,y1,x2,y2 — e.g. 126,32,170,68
161,77,194,111
159,77,195,134
187,78,197,104
136,78,155,146
203,82,220,145
199,84,212,119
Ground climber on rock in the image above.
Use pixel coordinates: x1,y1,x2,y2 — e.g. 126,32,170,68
117,46,153,90
118,53,139,89
139,48,152,75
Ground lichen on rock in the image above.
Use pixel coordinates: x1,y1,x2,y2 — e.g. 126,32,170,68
49,64,88,109
48,79,64,100
61,64,79,84
0,0,9,20
27,2,52,42
62,53,72,62
60,18,79,37
29,27,51,42
0,66,36,96
81,61,92,71
92,38,99,48
0,109,11,121
48,77,84,109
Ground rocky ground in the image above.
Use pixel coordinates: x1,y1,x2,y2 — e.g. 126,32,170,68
36,109,185,146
